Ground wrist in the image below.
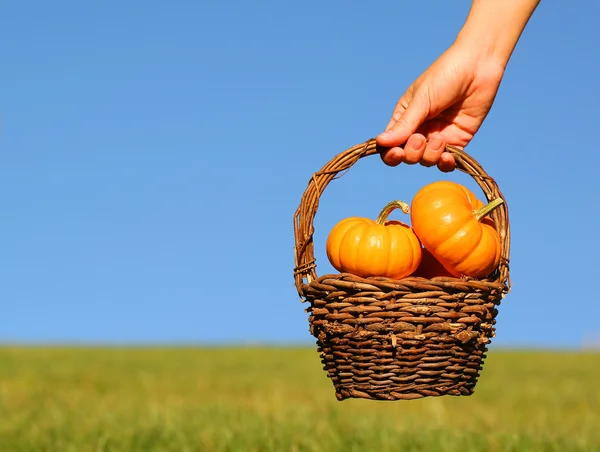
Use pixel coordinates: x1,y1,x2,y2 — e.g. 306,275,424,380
454,0,540,69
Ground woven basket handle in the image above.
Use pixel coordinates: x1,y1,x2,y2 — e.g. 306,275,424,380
293,138,511,295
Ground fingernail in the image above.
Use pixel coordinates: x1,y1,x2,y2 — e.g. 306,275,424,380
430,136,444,151
410,135,425,149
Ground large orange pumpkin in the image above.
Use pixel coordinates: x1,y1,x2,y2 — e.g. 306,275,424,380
326,200,422,280
410,181,503,278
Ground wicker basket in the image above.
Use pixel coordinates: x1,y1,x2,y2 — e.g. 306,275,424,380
293,138,511,401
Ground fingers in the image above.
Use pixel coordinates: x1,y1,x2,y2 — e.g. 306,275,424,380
380,146,405,167
417,133,456,171
420,134,446,167
437,152,456,172
377,91,429,148
379,132,456,171
380,133,430,167
403,134,426,164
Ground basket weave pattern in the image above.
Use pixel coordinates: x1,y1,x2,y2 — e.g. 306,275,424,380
293,139,511,401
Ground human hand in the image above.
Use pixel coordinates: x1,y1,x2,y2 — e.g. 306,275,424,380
376,0,540,171
376,43,505,172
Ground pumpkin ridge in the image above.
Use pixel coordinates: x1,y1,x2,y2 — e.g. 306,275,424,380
433,199,477,252
384,225,394,278
457,184,479,209
336,221,360,274
454,219,486,275
332,217,362,271
351,222,370,276
410,226,422,275
435,221,481,267
413,187,464,248
393,223,409,278
370,223,388,276
432,186,487,260
390,222,420,279
481,224,502,274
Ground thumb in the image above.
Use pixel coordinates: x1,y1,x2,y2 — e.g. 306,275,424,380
377,92,430,147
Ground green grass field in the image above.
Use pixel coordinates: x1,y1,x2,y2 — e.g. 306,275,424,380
0,347,598,451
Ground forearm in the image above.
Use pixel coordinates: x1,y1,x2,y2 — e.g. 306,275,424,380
455,0,540,68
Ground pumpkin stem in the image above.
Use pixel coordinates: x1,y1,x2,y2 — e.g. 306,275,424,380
375,200,410,225
473,197,504,222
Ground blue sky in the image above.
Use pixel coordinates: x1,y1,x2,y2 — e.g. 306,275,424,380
1,1,599,348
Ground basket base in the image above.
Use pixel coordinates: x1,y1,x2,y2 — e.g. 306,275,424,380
319,340,490,401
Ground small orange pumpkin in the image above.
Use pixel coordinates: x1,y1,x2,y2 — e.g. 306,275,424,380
326,200,422,280
410,181,503,278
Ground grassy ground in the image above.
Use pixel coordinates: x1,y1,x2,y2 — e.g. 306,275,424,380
0,346,598,451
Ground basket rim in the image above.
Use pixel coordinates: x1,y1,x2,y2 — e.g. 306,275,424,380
293,138,511,298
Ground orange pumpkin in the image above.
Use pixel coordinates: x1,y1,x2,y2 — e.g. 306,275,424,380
411,247,454,278
410,181,503,278
326,200,422,280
